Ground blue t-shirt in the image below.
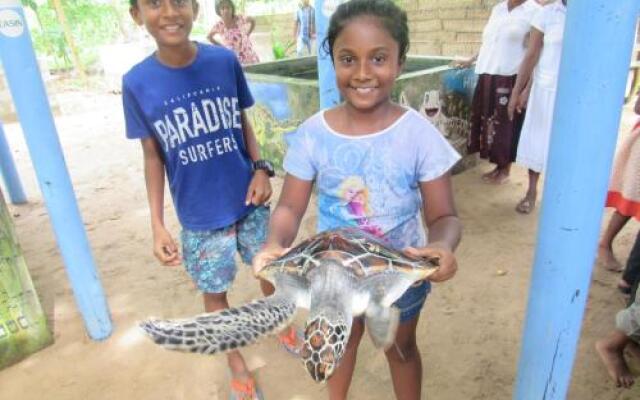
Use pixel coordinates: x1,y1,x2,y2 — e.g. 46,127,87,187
123,43,255,230
284,108,460,250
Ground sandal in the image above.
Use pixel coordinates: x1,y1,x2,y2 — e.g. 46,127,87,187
515,197,535,214
277,326,303,357
229,374,264,400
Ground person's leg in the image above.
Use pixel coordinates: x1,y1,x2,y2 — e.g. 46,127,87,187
516,169,540,214
490,162,511,184
183,226,261,399
621,230,640,291
203,292,251,376
327,319,365,400
598,211,630,272
237,205,301,355
385,317,422,400
296,36,305,57
595,330,635,388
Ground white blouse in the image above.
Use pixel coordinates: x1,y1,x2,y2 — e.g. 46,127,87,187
475,0,542,76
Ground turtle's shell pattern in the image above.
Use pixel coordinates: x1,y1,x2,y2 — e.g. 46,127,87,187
259,227,439,281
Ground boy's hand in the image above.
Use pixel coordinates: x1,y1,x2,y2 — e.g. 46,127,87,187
245,170,273,206
152,226,181,267
403,242,457,283
252,243,289,277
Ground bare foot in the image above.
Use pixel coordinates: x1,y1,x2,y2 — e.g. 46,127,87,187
486,170,510,185
516,195,536,214
481,167,499,182
597,246,623,272
596,338,635,388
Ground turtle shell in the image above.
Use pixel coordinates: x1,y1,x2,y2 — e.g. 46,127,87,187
259,227,439,280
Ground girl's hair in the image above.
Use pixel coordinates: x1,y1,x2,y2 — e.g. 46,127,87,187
323,0,409,63
215,0,236,17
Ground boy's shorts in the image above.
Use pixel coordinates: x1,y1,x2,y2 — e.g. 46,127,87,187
181,205,269,294
616,285,640,343
394,280,431,323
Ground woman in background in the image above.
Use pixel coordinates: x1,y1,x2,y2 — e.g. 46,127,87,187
208,0,260,65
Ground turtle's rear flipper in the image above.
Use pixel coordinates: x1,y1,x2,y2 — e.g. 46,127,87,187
364,303,400,350
139,295,296,355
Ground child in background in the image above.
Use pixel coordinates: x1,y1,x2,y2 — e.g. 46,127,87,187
293,0,315,56
595,232,640,388
598,93,640,276
254,1,462,399
123,0,273,398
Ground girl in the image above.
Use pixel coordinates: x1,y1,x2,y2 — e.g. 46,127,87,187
253,1,462,399
507,0,567,214
207,0,260,65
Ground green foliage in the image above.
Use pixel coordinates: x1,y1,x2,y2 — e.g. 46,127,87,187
272,39,294,60
22,0,123,71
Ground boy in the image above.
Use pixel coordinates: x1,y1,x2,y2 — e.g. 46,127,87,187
123,0,274,398
293,0,315,56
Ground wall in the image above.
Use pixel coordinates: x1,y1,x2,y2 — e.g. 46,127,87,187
251,0,500,61
404,0,499,57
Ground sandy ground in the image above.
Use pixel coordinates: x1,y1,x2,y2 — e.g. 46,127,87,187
0,78,639,400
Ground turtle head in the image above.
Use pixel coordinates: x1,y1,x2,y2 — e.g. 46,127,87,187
300,314,349,382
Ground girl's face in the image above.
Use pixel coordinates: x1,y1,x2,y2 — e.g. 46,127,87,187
333,16,403,114
219,3,233,20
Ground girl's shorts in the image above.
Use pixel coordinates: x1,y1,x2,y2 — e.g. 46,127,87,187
394,280,431,323
181,206,269,294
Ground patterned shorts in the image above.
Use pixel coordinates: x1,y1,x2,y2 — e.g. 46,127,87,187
181,206,269,293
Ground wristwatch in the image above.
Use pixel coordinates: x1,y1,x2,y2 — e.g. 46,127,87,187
253,159,275,177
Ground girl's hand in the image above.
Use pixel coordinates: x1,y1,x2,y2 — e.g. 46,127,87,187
152,226,181,267
245,170,273,206
252,243,289,276
404,242,457,283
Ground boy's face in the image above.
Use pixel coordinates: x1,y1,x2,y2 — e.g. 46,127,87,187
130,0,199,49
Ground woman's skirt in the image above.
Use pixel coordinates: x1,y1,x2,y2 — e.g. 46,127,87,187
516,77,557,173
607,120,640,220
467,74,525,166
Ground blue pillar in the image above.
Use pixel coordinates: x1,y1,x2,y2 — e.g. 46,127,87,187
314,0,343,109
0,120,27,204
0,0,112,340
514,1,640,399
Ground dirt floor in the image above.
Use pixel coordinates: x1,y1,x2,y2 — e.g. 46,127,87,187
1,77,639,400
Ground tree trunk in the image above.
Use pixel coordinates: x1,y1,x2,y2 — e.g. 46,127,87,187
51,0,86,81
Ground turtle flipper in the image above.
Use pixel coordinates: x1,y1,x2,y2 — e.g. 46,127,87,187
139,295,296,354
365,303,400,349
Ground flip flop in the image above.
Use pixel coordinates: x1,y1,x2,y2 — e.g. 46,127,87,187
277,326,303,357
515,197,535,214
229,373,264,400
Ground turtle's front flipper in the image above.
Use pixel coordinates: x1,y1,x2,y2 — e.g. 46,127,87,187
139,295,296,355
365,302,400,349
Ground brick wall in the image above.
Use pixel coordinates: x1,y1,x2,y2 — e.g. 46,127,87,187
252,0,499,60
404,0,500,57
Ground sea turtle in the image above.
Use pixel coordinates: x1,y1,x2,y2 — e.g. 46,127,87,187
139,227,439,382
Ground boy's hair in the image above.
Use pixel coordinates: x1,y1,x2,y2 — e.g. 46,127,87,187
323,0,409,63
215,0,236,17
